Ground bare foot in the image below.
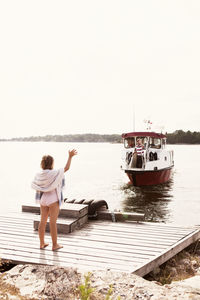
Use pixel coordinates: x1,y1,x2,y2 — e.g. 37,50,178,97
52,244,63,251
40,243,49,249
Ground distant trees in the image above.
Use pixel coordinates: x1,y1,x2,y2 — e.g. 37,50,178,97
0,134,122,143
167,130,200,144
0,130,200,144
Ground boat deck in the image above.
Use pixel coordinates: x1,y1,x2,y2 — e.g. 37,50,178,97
0,213,199,277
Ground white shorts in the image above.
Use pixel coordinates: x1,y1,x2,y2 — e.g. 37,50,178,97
40,189,58,207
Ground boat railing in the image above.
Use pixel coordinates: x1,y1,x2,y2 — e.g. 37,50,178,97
142,150,147,169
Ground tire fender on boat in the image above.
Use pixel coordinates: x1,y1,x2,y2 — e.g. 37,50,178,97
126,152,132,165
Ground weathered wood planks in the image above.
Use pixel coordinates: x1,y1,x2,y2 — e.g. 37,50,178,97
22,203,89,234
22,203,88,218
33,214,88,233
0,214,200,276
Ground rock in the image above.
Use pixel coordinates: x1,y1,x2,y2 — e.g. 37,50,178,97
1,264,200,300
182,251,191,258
165,265,178,278
195,249,200,256
152,267,160,276
1,264,81,299
191,259,199,269
176,264,186,273
179,258,191,268
170,267,178,278
167,258,177,267
172,275,200,290
179,258,196,275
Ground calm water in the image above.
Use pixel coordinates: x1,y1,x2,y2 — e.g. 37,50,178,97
0,142,199,226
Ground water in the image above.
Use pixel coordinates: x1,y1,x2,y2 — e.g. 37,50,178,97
0,142,199,226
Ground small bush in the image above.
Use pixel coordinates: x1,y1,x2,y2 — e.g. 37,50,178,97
78,272,120,300
78,272,94,300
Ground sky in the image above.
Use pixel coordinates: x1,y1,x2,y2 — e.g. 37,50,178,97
0,0,200,138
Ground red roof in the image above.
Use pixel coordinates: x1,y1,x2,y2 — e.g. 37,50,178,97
122,132,166,139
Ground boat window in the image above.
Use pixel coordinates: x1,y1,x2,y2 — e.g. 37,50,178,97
136,137,148,149
124,138,135,148
149,137,161,149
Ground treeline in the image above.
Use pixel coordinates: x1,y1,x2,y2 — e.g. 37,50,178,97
0,130,200,144
167,130,200,144
0,134,122,143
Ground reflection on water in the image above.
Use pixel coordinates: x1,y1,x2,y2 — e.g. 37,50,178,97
120,175,174,223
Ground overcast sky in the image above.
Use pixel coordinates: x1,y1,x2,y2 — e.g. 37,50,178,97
0,0,200,138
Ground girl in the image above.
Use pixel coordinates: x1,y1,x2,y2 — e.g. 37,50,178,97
32,149,77,250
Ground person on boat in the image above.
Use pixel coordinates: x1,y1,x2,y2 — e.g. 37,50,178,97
127,138,134,148
135,138,144,168
31,149,77,251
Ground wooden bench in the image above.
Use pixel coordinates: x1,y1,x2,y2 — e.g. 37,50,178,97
22,203,88,234
22,203,88,219
33,214,88,234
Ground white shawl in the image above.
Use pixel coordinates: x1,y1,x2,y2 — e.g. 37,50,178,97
31,168,65,206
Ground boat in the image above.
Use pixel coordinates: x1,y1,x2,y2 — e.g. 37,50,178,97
121,131,174,186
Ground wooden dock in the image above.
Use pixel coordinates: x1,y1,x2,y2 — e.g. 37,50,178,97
0,212,200,277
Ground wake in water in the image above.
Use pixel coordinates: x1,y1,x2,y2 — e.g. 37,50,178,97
120,178,174,223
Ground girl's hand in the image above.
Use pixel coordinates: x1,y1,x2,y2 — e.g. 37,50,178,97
68,149,78,158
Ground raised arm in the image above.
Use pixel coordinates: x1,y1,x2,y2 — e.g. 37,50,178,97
64,149,77,172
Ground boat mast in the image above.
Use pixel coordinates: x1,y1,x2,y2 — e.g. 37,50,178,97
133,105,135,132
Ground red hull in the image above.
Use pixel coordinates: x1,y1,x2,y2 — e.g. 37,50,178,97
126,167,173,186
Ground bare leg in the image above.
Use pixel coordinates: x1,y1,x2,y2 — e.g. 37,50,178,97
39,205,49,249
49,201,63,251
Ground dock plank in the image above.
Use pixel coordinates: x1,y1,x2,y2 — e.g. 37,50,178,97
0,225,177,248
0,243,142,267
0,215,200,276
0,219,184,244
0,238,152,262
0,232,163,255
0,220,194,250
0,221,191,243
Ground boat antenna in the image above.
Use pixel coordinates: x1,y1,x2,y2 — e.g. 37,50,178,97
133,105,135,132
